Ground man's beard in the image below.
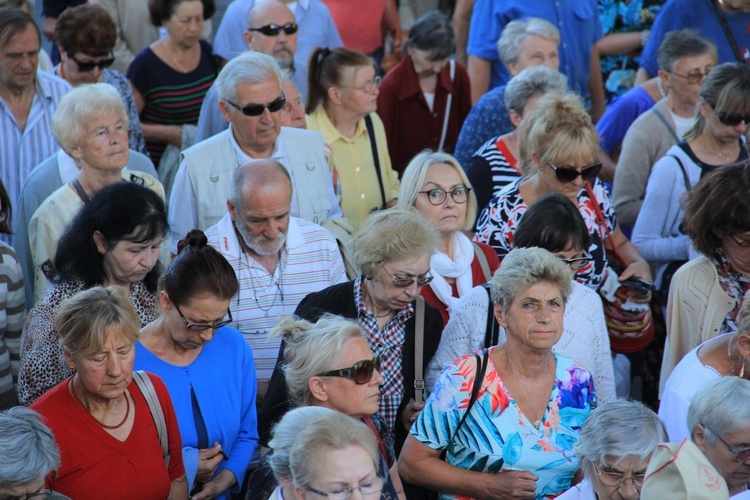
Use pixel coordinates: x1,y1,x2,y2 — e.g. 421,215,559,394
236,222,286,256
274,49,295,74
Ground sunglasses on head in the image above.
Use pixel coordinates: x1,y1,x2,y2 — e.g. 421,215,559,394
247,23,298,36
715,110,750,127
70,52,115,72
547,161,603,183
225,94,286,116
317,357,381,384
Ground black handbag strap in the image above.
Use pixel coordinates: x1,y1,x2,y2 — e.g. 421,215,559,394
364,114,387,208
449,350,489,450
710,0,745,63
481,283,499,348
668,154,691,192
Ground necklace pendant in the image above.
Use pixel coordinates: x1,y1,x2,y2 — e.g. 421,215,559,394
534,418,541,428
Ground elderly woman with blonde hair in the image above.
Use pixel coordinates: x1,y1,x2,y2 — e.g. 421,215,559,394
398,150,499,324
400,247,597,499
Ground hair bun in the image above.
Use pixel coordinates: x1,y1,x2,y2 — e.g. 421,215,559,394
177,229,208,254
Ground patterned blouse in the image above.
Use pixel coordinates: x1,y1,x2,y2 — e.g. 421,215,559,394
474,178,617,291
17,278,158,406
411,348,597,500
714,249,750,335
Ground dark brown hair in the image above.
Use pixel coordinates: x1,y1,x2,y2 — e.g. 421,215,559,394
0,7,39,50
0,179,12,235
305,46,372,114
148,0,215,26
55,4,116,57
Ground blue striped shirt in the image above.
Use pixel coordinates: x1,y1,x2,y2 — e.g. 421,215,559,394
0,71,70,220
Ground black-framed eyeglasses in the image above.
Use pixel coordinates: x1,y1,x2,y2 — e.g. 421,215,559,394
247,22,298,36
714,109,750,127
382,266,433,288
418,186,471,205
305,476,384,499
225,94,286,116
547,161,602,183
174,304,233,331
317,357,381,385
70,52,115,72
592,464,645,488
0,489,53,500
704,424,750,462
668,65,714,85
559,252,592,271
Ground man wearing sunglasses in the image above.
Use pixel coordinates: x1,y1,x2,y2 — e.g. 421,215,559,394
169,51,343,255
205,159,346,397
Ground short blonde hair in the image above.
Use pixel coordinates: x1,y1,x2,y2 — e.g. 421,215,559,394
517,92,599,175
270,315,366,407
398,150,478,230
51,83,129,154
56,285,140,356
352,208,438,278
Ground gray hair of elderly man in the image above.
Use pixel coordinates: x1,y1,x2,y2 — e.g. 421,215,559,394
575,400,667,476
489,246,572,313
51,82,129,154
688,376,750,447
216,51,283,105
0,407,60,487
229,158,292,210
504,65,567,116
268,406,334,481
496,17,561,68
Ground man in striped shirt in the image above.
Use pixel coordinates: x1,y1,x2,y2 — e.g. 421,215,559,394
205,158,346,402
0,9,70,231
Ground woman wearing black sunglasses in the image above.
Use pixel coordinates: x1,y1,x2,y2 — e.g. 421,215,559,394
475,92,651,293
632,62,750,308
135,230,258,500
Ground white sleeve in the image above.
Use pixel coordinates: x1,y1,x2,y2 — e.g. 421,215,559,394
168,161,199,255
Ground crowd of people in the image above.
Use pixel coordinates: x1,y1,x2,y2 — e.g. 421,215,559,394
3,0,750,498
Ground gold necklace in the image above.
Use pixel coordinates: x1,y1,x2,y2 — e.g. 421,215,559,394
505,347,550,428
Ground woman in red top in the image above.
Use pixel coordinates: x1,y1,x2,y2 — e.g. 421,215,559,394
31,286,186,499
398,151,500,325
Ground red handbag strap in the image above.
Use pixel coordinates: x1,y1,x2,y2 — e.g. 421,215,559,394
362,415,389,462
583,181,625,267
494,137,521,174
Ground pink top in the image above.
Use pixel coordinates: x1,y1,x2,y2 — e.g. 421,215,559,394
322,0,386,54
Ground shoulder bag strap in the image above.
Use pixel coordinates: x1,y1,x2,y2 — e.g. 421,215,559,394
710,0,745,63
481,283,498,348
133,370,171,467
364,114,387,208
472,242,492,282
414,296,426,404
438,60,455,152
651,107,681,143
362,415,389,462
584,181,626,266
668,154,691,192
449,350,489,449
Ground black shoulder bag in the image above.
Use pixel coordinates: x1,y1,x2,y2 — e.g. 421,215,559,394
364,114,387,211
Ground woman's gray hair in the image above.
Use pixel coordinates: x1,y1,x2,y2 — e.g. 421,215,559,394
289,411,379,490
352,208,439,278
504,65,567,116
575,400,667,477
268,406,334,481
489,247,572,312
397,150,478,230
216,51,282,104
688,376,750,447
737,290,750,333
497,17,560,67
269,314,366,407
0,407,60,487
51,82,128,154
656,29,717,73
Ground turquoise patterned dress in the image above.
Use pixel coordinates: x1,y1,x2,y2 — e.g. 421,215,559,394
411,348,597,500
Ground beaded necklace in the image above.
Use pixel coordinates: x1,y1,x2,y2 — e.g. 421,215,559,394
69,376,131,430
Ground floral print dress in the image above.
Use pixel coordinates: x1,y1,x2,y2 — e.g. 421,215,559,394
411,348,596,500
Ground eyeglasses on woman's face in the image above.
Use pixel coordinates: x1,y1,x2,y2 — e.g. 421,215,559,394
712,107,750,127
382,266,433,288
305,476,384,499
704,424,750,462
547,161,602,183
592,464,645,489
558,251,592,271
668,64,714,85
175,304,233,331
418,186,471,205
316,357,381,385
0,488,52,500
350,76,381,93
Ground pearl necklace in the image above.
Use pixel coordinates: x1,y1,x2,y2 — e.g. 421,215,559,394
69,376,131,429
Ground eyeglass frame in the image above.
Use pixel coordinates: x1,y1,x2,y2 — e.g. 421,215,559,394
558,251,592,270
703,424,750,462
69,52,115,72
592,463,646,488
247,22,299,36
546,161,603,183
305,476,385,499
417,186,472,205
316,356,381,385
728,233,750,248
382,266,434,288
349,75,382,93
667,65,714,85
174,303,233,331
224,93,287,117
711,105,750,127
0,489,53,500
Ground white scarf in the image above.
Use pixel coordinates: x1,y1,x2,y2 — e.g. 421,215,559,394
429,232,475,313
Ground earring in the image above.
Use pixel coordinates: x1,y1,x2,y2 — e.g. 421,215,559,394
741,357,746,379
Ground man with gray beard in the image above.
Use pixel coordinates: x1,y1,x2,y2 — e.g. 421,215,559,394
205,159,346,400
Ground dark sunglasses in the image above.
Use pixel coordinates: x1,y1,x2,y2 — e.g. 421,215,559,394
715,111,750,127
70,52,115,72
225,94,286,116
547,161,603,183
247,23,298,36
175,304,233,331
317,357,381,384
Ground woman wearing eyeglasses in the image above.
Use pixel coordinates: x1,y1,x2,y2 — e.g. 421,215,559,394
265,314,404,499
475,92,651,292
632,63,750,308
52,4,148,156
259,209,442,454
126,0,218,168
135,229,258,500
398,151,499,325
305,47,401,231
